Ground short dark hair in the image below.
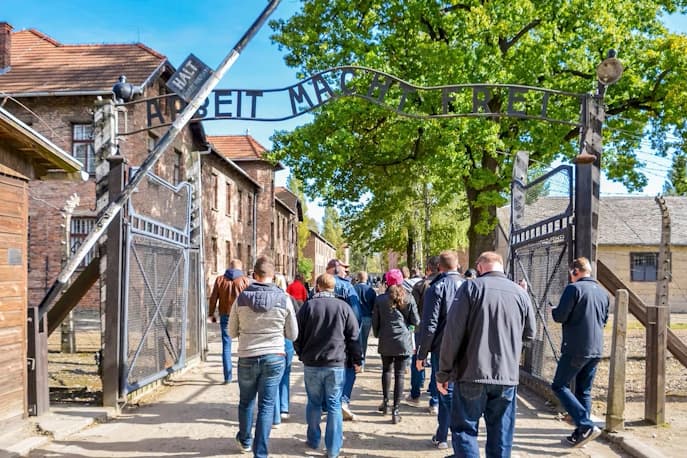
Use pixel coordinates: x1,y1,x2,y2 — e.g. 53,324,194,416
253,255,274,278
426,255,440,273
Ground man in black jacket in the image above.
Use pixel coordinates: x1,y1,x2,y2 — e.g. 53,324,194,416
294,273,362,458
552,257,609,448
437,251,535,458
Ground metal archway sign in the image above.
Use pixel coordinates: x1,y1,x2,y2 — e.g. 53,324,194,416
129,66,585,135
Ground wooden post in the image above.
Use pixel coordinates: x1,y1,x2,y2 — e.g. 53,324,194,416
645,196,670,424
606,289,628,432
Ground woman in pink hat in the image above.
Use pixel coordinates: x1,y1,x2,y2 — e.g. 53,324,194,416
372,268,420,424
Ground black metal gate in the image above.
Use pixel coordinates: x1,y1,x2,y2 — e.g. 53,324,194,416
121,170,195,394
509,165,574,382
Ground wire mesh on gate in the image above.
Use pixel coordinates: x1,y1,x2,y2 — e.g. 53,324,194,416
510,165,574,382
122,170,192,394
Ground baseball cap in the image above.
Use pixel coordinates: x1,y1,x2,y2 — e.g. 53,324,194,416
385,269,403,287
326,259,349,270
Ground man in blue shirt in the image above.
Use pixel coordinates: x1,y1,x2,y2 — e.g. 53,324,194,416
552,257,609,448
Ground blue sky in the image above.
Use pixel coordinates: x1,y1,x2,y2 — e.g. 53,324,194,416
3,1,687,220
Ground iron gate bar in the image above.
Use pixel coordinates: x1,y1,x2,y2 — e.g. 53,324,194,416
123,243,186,389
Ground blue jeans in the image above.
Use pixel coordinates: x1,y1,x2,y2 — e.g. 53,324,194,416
304,366,345,458
410,352,425,399
220,314,232,382
451,382,517,458
359,316,372,363
274,339,294,424
551,354,600,432
236,354,285,458
431,351,452,441
341,367,356,404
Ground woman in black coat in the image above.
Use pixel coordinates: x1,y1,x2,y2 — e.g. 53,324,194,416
372,268,420,424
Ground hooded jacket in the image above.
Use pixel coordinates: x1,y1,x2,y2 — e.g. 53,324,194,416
209,269,251,316
228,281,298,358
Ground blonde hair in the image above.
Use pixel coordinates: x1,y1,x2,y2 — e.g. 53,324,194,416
388,284,407,310
316,273,336,292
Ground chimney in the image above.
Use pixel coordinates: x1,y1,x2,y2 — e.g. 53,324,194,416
0,22,13,72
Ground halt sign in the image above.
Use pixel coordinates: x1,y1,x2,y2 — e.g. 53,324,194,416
166,54,213,102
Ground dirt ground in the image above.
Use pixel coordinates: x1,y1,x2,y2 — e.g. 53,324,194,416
590,315,687,457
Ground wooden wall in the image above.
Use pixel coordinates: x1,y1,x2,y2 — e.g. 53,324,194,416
0,172,28,422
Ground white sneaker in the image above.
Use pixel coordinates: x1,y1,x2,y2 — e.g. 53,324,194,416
341,403,356,421
428,405,438,415
431,435,448,449
280,412,290,420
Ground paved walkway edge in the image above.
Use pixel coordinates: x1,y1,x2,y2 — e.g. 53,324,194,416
602,431,668,458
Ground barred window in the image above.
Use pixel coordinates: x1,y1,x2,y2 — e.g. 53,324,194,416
70,217,97,268
72,124,95,174
630,252,658,282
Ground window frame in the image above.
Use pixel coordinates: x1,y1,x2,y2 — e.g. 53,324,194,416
72,123,95,174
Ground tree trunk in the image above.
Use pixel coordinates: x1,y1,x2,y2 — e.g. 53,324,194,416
406,232,415,269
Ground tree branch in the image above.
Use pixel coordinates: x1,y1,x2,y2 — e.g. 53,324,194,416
498,19,541,55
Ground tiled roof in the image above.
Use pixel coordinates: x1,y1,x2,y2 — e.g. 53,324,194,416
0,29,166,94
208,135,268,161
498,196,687,246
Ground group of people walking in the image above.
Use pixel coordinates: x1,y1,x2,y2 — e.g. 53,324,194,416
208,250,609,458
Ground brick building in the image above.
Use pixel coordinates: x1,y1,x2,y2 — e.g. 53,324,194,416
275,186,303,280
303,229,336,284
208,135,299,275
0,23,203,319
201,143,261,291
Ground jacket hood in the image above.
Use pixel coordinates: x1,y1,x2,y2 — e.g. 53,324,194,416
224,268,244,280
239,282,288,312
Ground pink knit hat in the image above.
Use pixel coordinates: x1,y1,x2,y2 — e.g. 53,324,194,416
385,269,403,287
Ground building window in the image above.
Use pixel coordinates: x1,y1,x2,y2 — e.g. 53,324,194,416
247,193,253,226
72,124,95,174
247,244,252,269
211,174,219,210
225,240,232,267
271,222,275,250
238,190,244,221
226,182,232,215
70,217,97,268
211,237,218,273
237,243,243,266
173,149,183,184
630,252,671,282
630,252,658,282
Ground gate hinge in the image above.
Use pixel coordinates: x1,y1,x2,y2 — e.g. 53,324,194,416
27,357,36,371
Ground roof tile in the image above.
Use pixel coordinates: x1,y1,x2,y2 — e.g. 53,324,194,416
0,29,166,94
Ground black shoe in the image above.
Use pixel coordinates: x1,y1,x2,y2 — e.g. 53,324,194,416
566,426,601,447
391,407,401,424
378,400,388,415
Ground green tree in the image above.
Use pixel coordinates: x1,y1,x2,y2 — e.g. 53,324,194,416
663,152,687,195
270,0,687,263
322,206,345,256
287,175,313,256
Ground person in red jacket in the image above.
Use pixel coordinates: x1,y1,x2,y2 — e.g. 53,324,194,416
286,272,308,307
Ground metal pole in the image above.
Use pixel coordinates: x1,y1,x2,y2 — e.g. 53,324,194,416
38,0,282,319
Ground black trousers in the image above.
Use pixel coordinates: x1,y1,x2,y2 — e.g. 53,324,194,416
381,355,410,408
